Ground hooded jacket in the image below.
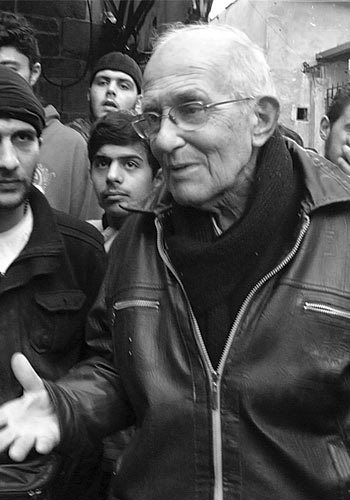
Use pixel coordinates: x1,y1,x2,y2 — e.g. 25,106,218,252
48,139,350,500
38,105,102,220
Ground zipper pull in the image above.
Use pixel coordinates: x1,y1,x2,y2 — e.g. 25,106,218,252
211,372,219,410
28,489,42,498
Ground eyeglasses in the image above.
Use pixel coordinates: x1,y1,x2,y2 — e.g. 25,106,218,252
131,97,254,140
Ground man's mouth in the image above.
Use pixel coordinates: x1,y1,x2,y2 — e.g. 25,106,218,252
103,191,128,200
168,163,198,172
102,101,118,109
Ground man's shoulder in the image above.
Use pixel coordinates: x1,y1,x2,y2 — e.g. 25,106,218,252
43,117,87,146
54,210,105,252
68,117,91,142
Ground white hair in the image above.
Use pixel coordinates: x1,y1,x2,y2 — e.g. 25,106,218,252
150,23,276,100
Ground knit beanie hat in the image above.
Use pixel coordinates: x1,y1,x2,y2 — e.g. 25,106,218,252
0,65,45,136
90,52,142,93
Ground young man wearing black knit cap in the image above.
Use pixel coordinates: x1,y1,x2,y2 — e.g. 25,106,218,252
0,11,100,220
70,52,142,142
0,65,106,500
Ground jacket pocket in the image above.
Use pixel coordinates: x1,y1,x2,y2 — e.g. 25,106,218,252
30,290,86,353
112,299,159,317
328,439,350,499
0,453,61,499
112,298,160,374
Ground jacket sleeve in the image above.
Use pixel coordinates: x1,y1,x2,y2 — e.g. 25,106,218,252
44,268,134,454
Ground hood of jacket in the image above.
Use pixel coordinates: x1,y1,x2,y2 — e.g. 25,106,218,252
44,104,60,128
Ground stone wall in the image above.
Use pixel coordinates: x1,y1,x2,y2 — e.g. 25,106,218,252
0,0,191,123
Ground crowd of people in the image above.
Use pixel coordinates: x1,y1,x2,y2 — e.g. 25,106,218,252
1,9,350,500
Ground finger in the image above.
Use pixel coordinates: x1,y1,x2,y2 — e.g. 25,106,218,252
36,435,57,455
0,412,8,427
8,435,35,462
0,426,16,454
11,353,44,393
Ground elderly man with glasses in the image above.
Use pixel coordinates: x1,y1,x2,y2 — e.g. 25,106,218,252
2,23,350,500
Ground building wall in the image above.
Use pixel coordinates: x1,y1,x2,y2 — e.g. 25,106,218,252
0,0,191,123
212,0,350,152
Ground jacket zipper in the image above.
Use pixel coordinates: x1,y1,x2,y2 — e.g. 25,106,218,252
112,299,160,325
113,299,160,311
155,212,310,500
304,302,350,320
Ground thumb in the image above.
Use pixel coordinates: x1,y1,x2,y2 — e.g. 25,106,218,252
11,353,44,393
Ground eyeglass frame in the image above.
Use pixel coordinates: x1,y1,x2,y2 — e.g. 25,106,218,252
131,97,254,140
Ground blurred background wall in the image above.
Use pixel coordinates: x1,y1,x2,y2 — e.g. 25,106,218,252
0,0,192,122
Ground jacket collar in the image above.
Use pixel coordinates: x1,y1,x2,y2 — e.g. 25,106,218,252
286,139,350,213
19,186,64,259
0,187,64,293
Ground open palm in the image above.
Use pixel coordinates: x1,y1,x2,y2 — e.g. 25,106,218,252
0,353,60,461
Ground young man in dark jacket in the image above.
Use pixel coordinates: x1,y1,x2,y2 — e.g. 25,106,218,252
4,23,350,500
0,65,106,499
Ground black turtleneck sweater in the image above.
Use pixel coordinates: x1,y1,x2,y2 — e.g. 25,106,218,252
165,131,302,368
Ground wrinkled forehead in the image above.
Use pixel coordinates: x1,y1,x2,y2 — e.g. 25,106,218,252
143,32,230,103
146,31,227,77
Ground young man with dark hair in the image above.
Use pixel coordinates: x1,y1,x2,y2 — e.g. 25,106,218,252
70,52,142,142
320,90,350,173
87,110,160,251
0,11,100,219
0,65,106,499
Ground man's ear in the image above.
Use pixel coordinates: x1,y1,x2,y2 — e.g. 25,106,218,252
29,62,41,87
153,168,163,188
319,115,330,141
252,95,280,147
134,94,142,114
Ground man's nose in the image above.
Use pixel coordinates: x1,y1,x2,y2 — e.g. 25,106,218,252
0,140,20,171
106,81,118,96
107,161,124,183
151,116,185,156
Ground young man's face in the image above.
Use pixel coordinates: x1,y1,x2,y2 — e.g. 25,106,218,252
0,46,41,86
88,69,139,120
0,117,40,211
90,142,154,226
321,103,350,165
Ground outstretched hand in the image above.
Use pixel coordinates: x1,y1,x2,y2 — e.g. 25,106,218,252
0,353,60,461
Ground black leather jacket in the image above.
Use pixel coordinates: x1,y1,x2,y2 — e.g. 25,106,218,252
0,187,106,499
48,141,350,500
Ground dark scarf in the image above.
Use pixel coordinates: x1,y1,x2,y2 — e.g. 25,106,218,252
165,131,302,367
